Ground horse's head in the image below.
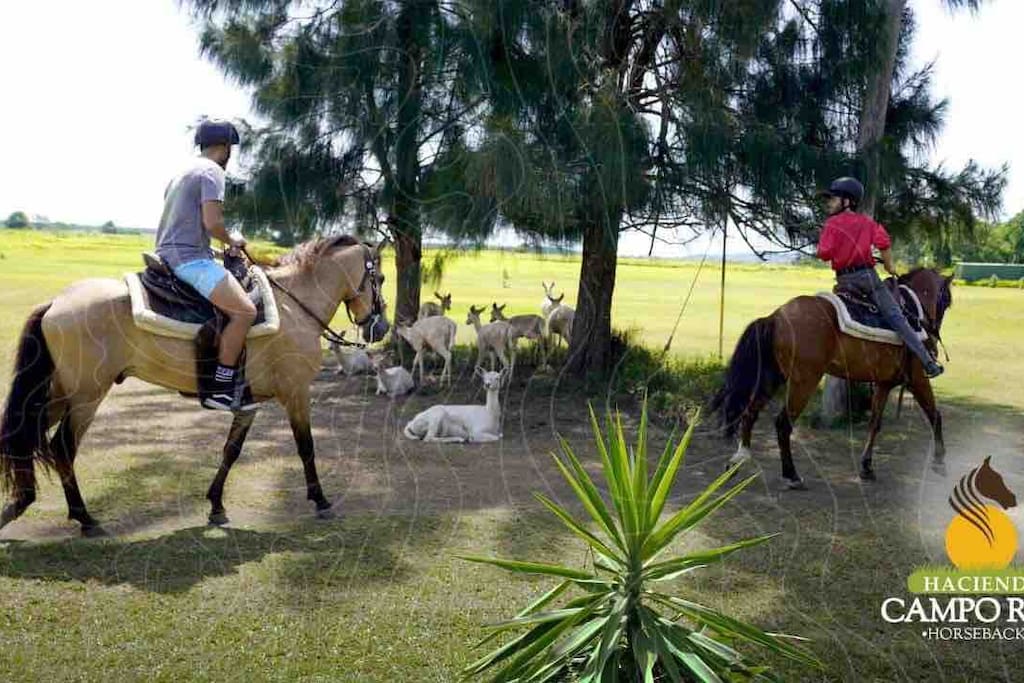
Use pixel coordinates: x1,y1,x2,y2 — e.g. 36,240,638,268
899,268,954,335
338,237,389,343
976,456,1017,510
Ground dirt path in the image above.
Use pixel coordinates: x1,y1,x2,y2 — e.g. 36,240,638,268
4,361,1022,565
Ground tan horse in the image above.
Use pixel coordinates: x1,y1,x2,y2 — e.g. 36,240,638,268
0,235,389,536
711,268,953,488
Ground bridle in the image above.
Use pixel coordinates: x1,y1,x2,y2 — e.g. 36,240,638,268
343,246,385,328
242,245,383,348
898,270,951,362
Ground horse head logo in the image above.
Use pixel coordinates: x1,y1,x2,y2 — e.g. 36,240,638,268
946,457,1018,569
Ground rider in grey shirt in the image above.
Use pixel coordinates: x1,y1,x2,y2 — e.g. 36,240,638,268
155,157,223,269
155,120,257,412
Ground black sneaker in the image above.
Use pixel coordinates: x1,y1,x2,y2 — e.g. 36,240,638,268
202,377,259,412
924,361,945,379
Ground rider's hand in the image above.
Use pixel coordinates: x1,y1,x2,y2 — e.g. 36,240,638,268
227,231,247,250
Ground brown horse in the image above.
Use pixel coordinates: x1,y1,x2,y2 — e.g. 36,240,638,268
0,235,389,536
711,268,954,488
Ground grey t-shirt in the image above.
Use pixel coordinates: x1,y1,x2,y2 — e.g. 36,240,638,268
154,157,225,268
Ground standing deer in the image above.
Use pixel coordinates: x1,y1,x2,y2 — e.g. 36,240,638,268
418,291,452,320
490,303,546,366
466,305,515,375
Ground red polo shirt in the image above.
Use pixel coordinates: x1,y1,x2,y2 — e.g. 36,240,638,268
816,211,892,271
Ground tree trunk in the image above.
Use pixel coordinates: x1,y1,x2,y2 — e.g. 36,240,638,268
393,230,422,326
565,217,620,377
390,0,427,327
856,0,905,217
823,0,905,423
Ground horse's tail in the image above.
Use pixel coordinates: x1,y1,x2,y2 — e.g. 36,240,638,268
0,304,56,498
709,316,784,438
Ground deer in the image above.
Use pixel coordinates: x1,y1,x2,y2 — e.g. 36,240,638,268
466,305,515,375
490,303,547,366
395,315,458,386
418,291,452,320
403,368,505,442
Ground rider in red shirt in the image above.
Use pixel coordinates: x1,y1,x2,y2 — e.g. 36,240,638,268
817,177,943,379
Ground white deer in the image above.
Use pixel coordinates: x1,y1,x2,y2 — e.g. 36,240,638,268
466,305,515,375
544,290,575,349
541,282,559,319
395,315,457,386
418,291,452,320
371,354,415,397
328,337,373,376
403,368,505,442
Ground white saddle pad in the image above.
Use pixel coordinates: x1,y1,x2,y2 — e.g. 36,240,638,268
816,286,928,347
124,268,281,340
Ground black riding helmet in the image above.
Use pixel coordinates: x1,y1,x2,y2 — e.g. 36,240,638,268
823,176,864,207
194,120,241,148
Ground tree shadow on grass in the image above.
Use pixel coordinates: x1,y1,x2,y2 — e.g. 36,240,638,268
0,514,448,596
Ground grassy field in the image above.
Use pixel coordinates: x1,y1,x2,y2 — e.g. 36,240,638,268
2,230,1022,409
1,230,1023,682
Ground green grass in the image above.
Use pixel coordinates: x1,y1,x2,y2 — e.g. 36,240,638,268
2,230,1022,409
2,230,1023,682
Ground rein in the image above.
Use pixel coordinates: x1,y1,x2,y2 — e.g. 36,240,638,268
241,247,368,349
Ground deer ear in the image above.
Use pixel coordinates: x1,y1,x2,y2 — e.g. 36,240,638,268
554,293,564,304
374,237,390,254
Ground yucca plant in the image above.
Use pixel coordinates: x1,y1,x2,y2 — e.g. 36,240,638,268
460,401,821,682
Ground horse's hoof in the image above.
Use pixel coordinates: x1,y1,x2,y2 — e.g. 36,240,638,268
780,477,806,491
860,468,876,482
931,461,947,476
315,505,336,520
208,511,230,526
81,525,108,538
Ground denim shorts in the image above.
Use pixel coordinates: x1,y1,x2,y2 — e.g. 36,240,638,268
172,259,229,299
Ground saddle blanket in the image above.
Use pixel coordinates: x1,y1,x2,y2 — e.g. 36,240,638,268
125,267,280,340
816,285,928,346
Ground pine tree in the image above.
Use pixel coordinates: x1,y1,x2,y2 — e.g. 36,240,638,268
184,0,485,324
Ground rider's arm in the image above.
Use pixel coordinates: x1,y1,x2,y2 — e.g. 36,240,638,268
879,248,897,276
201,201,245,249
816,221,834,262
872,220,895,275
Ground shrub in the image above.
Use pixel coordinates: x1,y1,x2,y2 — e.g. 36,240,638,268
460,401,820,681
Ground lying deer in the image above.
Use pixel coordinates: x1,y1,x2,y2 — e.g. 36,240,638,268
403,367,505,442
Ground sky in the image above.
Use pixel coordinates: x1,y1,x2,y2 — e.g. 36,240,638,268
0,0,1020,257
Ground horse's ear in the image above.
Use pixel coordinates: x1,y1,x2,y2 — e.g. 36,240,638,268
554,293,564,304
434,291,443,300
984,455,992,465
373,237,390,254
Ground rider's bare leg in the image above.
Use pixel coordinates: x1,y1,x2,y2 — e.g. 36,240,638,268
208,274,257,366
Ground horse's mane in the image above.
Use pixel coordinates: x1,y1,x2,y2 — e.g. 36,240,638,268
274,234,362,270
899,267,953,310
897,267,934,284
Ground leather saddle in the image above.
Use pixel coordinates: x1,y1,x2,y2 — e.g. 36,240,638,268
817,278,928,346
125,252,280,340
